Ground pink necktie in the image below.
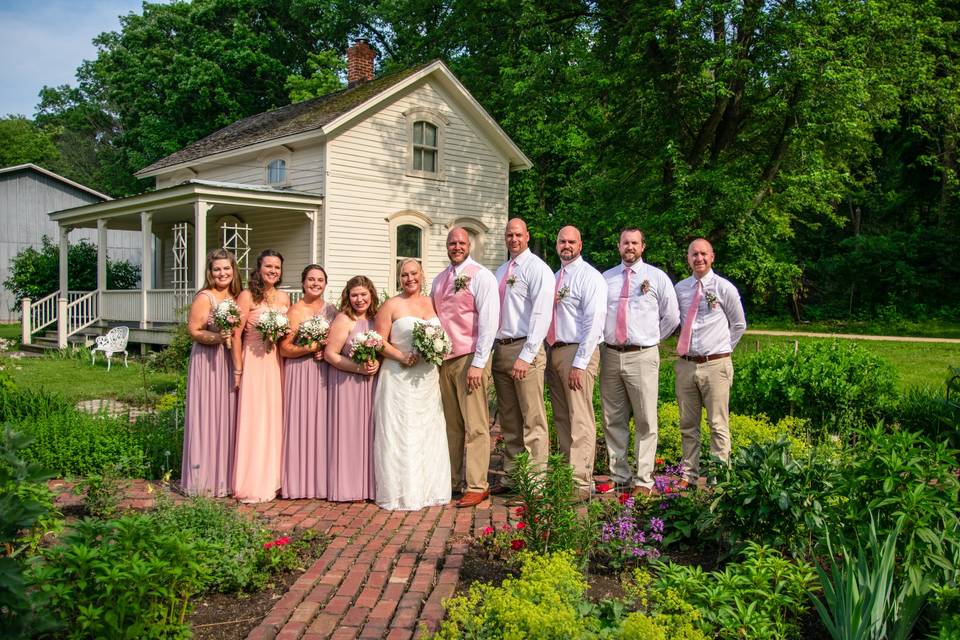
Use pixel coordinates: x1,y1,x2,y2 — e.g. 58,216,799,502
614,267,631,345
677,281,702,356
546,267,565,346
498,259,516,306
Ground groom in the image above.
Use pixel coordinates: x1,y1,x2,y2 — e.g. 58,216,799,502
432,227,500,507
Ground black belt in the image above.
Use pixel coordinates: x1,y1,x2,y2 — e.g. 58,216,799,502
681,352,730,363
495,336,526,346
550,341,578,348
604,344,656,353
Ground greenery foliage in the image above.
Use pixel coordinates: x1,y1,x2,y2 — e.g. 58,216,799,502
3,236,140,311
731,341,898,433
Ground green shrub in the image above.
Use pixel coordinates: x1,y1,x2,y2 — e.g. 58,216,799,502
732,341,898,435
148,321,192,373
149,495,291,593
0,385,72,423
434,551,592,639
657,401,809,465
893,385,960,448
650,543,818,639
28,515,206,639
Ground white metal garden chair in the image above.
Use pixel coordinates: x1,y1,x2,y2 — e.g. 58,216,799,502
90,326,130,371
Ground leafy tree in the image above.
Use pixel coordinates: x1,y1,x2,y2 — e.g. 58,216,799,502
286,50,346,102
3,237,141,311
0,117,60,168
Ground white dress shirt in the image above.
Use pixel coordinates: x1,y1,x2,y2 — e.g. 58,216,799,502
551,256,607,369
675,269,746,356
495,248,554,363
430,257,500,368
602,260,680,346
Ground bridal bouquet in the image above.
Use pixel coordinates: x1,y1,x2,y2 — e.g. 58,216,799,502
212,300,241,348
349,330,384,364
255,309,289,352
412,321,452,366
295,315,330,350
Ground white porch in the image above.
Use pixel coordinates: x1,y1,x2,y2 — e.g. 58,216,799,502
22,180,322,348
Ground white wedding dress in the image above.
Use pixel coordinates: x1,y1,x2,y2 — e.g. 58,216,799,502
373,316,452,510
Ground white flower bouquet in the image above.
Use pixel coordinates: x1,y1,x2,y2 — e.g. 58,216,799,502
255,309,289,352
349,330,384,364
212,300,241,348
412,321,452,366
295,315,331,350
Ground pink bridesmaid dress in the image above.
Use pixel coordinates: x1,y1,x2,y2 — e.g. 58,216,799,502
327,317,377,501
233,305,285,503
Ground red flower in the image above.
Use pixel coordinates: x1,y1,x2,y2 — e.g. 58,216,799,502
515,521,526,530
511,539,525,551
596,482,612,493
263,541,274,549
482,526,495,536
655,457,664,466
664,486,672,494
618,492,630,505
514,506,526,517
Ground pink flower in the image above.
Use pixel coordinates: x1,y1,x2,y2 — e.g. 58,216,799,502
263,541,274,549
511,539,525,551
514,506,526,517
482,526,495,536
515,521,526,530
227,314,238,323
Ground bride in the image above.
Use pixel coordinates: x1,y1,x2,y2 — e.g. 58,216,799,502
372,259,452,510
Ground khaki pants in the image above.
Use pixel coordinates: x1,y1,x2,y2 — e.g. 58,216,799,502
492,341,549,486
439,353,492,492
600,345,660,488
546,344,600,492
674,356,733,482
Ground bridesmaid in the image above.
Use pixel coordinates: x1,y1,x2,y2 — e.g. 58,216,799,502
324,275,380,502
278,265,337,499
232,250,290,503
181,249,241,496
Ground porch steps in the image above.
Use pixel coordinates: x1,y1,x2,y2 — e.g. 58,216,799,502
21,322,180,353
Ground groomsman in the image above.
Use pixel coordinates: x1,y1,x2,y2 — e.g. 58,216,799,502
674,238,746,487
432,227,500,507
545,226,606,501
491,218,554,493
600,228,679,497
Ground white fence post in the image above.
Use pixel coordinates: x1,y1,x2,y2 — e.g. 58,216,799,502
57,297,68,349
21,298,31,345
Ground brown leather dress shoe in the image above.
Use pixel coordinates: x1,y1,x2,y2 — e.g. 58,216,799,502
488,484,513,496
456,490,489,508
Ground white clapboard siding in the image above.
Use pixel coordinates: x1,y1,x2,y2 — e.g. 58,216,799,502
324,81,509,296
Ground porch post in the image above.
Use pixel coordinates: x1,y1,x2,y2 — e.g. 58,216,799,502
307,209,319,264
194,201,210,291
97,219,108,291
140,211,153,329
22,298,31,345
57,225,69,348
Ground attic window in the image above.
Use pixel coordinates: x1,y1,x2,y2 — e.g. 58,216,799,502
404,108,448,180
267,159,287,185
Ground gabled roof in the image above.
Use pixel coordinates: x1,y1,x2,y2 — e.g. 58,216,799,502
0,163,112,200
136,60,532,178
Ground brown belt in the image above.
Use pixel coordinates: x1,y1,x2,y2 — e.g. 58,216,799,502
550,341,578,348
605,344,656,353
681,352,730,363
495,336,526,346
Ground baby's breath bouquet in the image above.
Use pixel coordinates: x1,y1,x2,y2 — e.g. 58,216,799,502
295,315,330,351
412,321,452,366
254,310,289,352
212,300,241,348
349,330,384,364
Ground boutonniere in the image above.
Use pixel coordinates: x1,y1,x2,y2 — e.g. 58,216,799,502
640,279,651,295
506,275,517,287
555,285,570,303
454,274,471,292
704,291,720,310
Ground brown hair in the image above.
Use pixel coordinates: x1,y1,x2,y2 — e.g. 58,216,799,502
248,249,284,304
202,249,241,297
339,275,379,320
300,264,329,294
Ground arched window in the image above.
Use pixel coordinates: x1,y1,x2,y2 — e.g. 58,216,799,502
395,224,423,290
387,211,433,293
266,159,286,185
412,122,438,173
404,108,448,180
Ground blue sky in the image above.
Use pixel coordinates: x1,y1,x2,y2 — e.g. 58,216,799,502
0,0,150,117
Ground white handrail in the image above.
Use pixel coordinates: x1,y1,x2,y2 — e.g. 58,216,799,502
28,290,60,335
65,291,100,338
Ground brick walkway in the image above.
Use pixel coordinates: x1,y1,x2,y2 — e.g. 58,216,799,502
241,496,512,640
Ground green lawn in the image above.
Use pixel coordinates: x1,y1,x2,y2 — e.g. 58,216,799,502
2,350,180,405
734,334,960,391
0,323,20,341
749,316,960,339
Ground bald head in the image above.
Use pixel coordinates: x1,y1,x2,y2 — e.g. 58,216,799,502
504,218,530,258
446,227,471,266
687,238,715,279
556,225,582,264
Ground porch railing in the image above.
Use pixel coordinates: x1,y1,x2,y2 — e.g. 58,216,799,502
22,290,91,345
64,291,100,343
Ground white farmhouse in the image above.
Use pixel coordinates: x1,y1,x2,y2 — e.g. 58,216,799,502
33,43,531,347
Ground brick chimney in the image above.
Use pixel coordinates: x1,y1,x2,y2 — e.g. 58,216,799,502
347,40,375,86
